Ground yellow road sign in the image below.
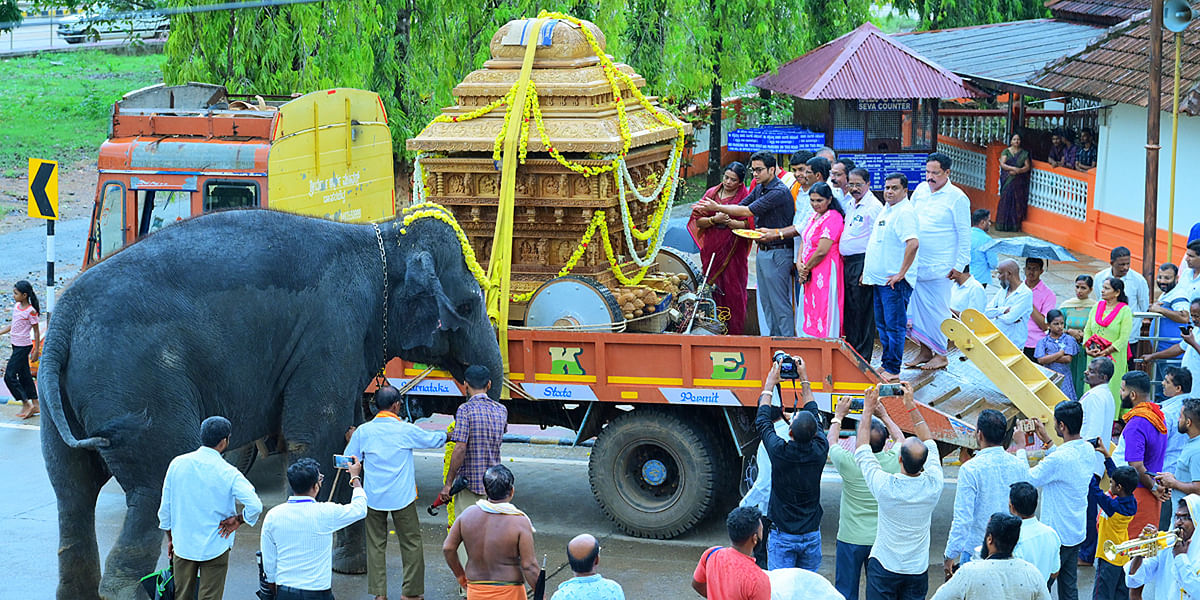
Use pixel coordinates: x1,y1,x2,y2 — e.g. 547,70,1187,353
28,159,59,220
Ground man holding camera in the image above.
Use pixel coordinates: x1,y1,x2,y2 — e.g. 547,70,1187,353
755,354,829,571
345,385,449,600
260,457,368,600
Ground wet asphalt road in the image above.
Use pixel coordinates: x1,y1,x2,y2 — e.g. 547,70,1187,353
4,404,1097,599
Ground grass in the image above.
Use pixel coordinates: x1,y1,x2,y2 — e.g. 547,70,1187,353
0,50,164,171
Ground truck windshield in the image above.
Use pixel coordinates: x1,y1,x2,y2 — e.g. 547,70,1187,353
204,181,258,211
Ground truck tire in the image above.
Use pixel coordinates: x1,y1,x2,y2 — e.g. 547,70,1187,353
589,409,720,538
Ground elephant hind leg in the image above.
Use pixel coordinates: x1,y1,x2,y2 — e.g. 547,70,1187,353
98,486,166,600
42,419,110,600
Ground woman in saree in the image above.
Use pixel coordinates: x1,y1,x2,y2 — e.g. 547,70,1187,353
796,182,845,337
688,162,751,334
1083,277,1134,415
1060,275,1098,397
995,133,1032,232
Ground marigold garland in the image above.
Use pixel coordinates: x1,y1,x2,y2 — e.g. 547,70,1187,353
399,207,491,291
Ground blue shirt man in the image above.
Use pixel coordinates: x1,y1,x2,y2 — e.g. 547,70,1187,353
551,534,625,600
970,209,997,286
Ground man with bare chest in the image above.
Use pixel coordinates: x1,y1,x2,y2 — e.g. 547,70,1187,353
443,465,540,600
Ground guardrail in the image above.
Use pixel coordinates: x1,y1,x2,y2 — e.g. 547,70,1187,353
1029,163,1089,221
938,143,987,191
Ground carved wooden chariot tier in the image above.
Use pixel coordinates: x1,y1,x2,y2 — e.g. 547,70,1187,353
406,18,693,319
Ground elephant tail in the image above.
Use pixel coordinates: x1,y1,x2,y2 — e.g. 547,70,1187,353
37,335,111,450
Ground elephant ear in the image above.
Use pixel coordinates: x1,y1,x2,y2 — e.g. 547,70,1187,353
397,250,465,350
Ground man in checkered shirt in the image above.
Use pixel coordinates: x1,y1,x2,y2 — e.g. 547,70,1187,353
440,365,507,562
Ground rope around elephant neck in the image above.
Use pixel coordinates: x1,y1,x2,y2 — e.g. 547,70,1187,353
373,222,389,375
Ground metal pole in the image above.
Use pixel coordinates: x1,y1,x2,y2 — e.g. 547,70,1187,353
1143,0,1163,283
1167,32,1182,263
46,219,55,315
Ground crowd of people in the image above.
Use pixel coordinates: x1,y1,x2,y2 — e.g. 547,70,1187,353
707,353,1200,600
155,366,634,600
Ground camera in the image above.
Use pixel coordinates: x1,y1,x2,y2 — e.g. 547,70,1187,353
877,383,903,397
773,351,800,380
1182,325,1194,336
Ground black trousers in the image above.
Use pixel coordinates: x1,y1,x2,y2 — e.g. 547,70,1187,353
865,557,927,600
277,585,334,600
4,345,37,401
842,254,875,361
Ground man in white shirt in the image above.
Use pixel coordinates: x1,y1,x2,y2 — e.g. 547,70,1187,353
158,416,263,600
1093,246,1151,345
261,457,368,600
1078,357,1117,564
1147,299,1200,397
1026,400,1096,600
345,385,448,600
1124,495,1200,599
949,267,987,317
841,167,884,360
855,381,943,600
906,152,972,372
740,404,789,568
1009,482,1061,585
943,410,1029,577
931,513,1051,600
862,173,920,382
984,259,1034,348
830,157,854,209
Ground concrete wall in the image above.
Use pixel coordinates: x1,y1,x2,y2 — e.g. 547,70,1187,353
1095,102,1200,238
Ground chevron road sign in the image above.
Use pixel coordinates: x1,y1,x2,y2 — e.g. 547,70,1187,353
27,158,58,220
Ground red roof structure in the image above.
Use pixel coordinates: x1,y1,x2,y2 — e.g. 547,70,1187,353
751,22,984,100
1044,0,1148,26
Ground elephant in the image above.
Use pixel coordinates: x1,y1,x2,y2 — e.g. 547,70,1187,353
38,207,502,600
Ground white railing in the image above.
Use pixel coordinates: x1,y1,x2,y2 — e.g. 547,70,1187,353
1029,168,1088,221
940,144,987,191
939,114,1008,146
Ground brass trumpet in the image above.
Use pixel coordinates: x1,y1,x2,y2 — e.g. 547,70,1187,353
1103,529,1180,561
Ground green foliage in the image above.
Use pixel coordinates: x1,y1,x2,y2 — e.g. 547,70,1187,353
0,0,21,33
0,50,165,170
892,0,1048,30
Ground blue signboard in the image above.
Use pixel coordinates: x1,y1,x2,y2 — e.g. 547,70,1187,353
840,153,928,190
727,125,826,154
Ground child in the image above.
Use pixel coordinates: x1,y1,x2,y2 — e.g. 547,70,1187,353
1036,309,1080,400
1090,438,1139,600
0,280,40,419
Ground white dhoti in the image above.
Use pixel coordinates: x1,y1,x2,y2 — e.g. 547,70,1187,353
908,277,952,354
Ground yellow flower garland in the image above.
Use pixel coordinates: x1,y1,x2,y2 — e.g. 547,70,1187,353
399,207,491,291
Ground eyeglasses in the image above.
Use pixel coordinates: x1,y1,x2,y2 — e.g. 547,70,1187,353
846,182,866,188
750,166,766,174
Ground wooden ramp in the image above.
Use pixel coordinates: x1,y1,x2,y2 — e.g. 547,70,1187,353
941,308,1069,444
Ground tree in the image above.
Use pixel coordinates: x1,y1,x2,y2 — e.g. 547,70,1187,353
1,0,22,34
892,0,1047,30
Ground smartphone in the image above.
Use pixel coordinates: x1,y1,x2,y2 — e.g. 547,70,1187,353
1182,325,1194,336
1089,437,1102,449
877,383,903,397
333,454,354,469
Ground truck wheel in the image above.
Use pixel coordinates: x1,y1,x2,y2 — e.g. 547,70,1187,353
589,409,720,538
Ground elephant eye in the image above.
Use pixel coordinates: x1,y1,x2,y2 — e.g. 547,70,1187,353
457,301,474,316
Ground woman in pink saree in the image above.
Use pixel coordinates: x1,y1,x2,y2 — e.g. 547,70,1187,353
687,162,751,334
797,182,845,337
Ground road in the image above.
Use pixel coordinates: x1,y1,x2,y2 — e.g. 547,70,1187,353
2,403,1100,600
0,22,162,55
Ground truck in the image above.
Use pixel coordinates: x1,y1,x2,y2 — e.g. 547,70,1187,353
84,83,395,265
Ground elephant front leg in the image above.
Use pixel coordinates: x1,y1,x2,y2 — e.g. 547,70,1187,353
98,488,164,600
281,380,366,574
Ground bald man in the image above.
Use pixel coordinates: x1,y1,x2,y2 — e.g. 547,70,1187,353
984,259,1034,348
550,534,625,600
755,357,830,571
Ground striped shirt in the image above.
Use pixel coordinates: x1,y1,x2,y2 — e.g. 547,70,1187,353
449,394,507,495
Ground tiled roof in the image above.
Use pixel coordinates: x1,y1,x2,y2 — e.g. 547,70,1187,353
751,22,983,100
1044,0,1149,26
893,19,1103,92
1032,5,1200,114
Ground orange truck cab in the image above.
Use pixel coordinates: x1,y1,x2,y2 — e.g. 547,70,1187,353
86,83,396,264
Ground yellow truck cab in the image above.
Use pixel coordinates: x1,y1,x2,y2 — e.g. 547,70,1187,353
85,83,395,264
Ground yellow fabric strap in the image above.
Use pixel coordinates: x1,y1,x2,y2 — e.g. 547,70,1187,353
486,18,544,391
